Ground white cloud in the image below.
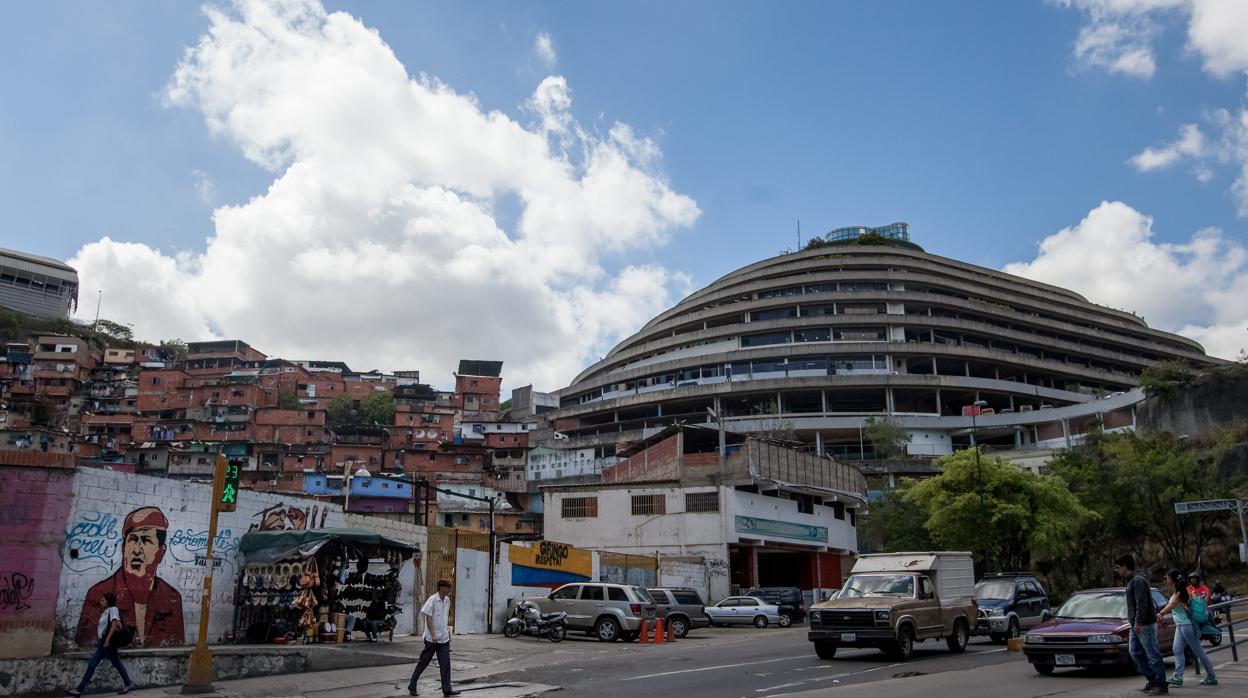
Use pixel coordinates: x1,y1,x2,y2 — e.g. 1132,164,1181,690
1004,201,1248,359
1127,122,1207,170
1062,1,1248,216
70,0,700,389
190,169,217,203
535,32,557,70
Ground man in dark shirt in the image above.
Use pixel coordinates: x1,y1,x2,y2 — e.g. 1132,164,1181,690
1118,554,1167,695
365,593,388,642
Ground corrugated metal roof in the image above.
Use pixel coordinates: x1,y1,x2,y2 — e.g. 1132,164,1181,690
0,246,78,281
457,359,503,377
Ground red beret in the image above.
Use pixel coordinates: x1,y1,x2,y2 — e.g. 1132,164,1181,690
123,507,169,536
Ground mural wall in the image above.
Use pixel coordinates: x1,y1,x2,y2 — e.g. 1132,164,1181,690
57,468,348,649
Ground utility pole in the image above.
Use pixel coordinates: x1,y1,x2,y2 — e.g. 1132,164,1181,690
183,455,236,694
968,400,988,570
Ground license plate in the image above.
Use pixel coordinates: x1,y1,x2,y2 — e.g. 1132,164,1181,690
1055,654,1076,666
841,633,857,642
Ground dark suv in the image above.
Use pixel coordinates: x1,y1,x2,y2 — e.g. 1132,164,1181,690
745,587,805,627
647,587,710,638
974,573,1052,643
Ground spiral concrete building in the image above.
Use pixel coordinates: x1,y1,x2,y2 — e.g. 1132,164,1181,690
549,224,1222,474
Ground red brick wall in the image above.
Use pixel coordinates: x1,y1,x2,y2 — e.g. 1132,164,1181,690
0,461,75,658
603,435,680,484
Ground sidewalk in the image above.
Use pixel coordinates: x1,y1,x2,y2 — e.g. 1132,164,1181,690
11,634,558,697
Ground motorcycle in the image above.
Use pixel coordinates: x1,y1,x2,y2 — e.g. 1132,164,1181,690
1200,592,1230,647
503,601,567,642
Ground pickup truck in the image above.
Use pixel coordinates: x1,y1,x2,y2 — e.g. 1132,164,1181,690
807,551,977,661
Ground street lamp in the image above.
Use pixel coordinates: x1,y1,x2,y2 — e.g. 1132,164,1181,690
969,400,988,566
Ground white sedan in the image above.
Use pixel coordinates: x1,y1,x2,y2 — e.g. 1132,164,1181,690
705,596,784,628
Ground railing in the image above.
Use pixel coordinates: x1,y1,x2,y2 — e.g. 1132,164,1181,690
1210,596,1248,661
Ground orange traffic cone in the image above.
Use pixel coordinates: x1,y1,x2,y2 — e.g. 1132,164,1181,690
653,617,665,645
638,619,650,644
666,620,677,642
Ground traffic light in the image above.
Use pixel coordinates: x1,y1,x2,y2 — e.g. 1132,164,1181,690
214,455,241,513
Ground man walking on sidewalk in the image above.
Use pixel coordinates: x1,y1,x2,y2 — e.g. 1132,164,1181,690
409,579,460,697
1118,554,1167,695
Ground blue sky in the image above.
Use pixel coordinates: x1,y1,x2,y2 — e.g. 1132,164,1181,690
2,1,1247,384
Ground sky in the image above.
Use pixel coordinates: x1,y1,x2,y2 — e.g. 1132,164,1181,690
3,0,1248,390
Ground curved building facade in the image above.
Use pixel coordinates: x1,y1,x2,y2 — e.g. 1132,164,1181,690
551,224,1221,462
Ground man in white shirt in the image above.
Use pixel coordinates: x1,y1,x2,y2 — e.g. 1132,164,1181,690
408,579,459,696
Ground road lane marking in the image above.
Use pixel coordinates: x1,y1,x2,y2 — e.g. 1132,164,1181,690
622,655,812,681
754,647,1010,693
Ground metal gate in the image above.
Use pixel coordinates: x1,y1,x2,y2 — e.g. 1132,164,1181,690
423,526,459,627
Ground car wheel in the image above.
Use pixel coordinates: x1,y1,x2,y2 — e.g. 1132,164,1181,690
814,641,838,659
778,612,793,628
1006,618,1020,641
1033,663,1055,676
753,615,769,629
888,626,915,660
668,617,689,638
594,617,621,642
945,619,969,653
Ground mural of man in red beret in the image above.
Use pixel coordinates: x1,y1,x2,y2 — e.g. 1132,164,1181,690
75,507,184,647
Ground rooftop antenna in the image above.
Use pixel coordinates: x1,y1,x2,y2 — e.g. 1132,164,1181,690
92,290,102,331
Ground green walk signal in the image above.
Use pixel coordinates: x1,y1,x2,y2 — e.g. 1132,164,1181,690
219,460,241,512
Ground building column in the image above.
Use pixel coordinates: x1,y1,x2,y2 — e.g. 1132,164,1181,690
935,388,942,416
815,431,824,456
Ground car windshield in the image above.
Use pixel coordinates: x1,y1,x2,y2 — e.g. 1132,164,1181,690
975,580,1015,600
839,575,914,598
1055,592,1126,620
631,586,655,603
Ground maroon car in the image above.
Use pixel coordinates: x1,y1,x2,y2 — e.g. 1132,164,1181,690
1023,587,1176,675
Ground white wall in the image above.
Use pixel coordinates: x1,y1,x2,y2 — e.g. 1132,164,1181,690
727,490,857,553
905,429,953,456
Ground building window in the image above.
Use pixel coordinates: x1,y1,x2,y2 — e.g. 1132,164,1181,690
741,331,791,347
631,494,666,516
685,492,719,513
562,496,598,518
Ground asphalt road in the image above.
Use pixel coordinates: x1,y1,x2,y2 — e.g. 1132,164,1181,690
482,625,1025,697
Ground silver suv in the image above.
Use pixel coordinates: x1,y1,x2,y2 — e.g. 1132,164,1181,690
524,583,657,642
647,587,710,638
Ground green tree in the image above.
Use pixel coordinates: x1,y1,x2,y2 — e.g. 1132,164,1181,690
159,339,189,362
1048,431,1219,574
327,394,354,426
862,481,933,553
906,449,1092,573
1137,359,1195,396
276,389,300,410
360,391,396,425
92,319,135,347
863,416,912,459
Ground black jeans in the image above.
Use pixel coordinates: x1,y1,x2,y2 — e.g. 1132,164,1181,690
408,640,451,694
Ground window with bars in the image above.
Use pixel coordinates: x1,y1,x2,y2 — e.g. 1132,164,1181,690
631,494,666,516
562,496,598,518
685,491,719,513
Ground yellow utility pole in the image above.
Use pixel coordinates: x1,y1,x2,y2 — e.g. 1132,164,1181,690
183,455,238,693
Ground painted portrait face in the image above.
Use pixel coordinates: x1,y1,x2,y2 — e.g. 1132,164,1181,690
123,525,165,578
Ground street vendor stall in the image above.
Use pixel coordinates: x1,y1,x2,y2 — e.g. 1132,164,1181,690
235,528,417,644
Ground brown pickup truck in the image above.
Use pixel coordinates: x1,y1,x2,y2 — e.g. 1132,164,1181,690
808,552,977,661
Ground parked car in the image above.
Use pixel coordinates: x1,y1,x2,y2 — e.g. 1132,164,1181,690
705,595,783,628
745,587,806,627
808,552,977,661
1023,587,1175,675
974,573,1052,642
646,587,710,638
521,582,657,642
